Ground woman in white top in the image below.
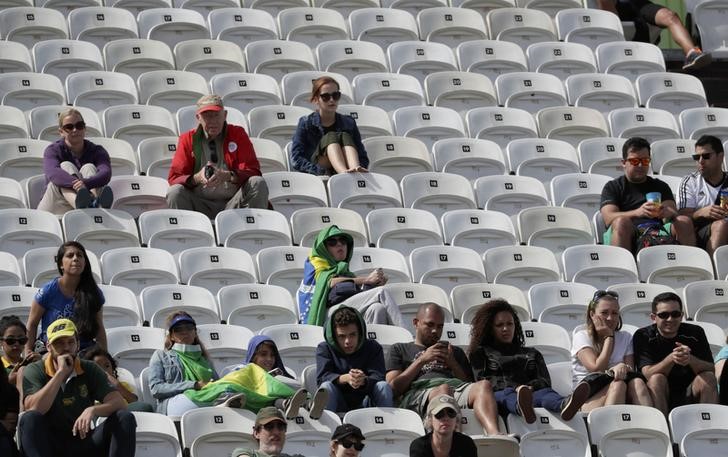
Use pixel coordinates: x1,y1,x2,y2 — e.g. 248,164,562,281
571,290,653,411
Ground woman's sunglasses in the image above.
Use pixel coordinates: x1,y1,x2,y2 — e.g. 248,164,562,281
434,409,457,419
1,336,28,346
319,91,341,102
339,441,365,451
61,121,86,132
325,236,347,247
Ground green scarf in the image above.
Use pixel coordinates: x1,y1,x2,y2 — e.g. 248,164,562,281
306,225,355,326
191,122,227,173
172,344,214,382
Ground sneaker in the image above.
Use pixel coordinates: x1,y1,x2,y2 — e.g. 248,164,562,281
308,387,329,420
92,186,114,209
683,48,712,71
216,392,246,409
560,381,590,421
75,188,93,209
284,388,308,419
516,385,536,424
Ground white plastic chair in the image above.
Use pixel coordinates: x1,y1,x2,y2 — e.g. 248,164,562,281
100,246,179,296
520,321,572,363
180,407,256,457
487,7,557,50
587,405,673,457
352,72,425,113
0,208,63,259
595,41,666,82
107,175,170,218
178,246,257,295
256,245,311,298
441,208,518,254
68,6,138,50
453,282,530,324
555,8,624,50
98,283,142,328
550,172,612,219
387,40,458,86
137,69,209,114
424,71,497,116
636,72,708,116
366,207,443,256
264,170,328,220
669,404,728,457
244,40,316,81
348,247,412,284
103,38,175,82
66,70,139,112
714,244,728,280
137,8,209,49
0,252,23,287
417,7,487,47
362,135,433,182
348,8,419,50
608,282,676,328
693,0,728,57
140,284,219,329
132,411,183,457
432,138,506,183
465,106,538,149
0,285,34,324
32,39,103,82
561,244,638,290
516,206,594,257
680,107,728,142
506,138,581,189
0,72,65,112
343,407,425,457
173,39,245,81
578,136,626,177
137,136,178,178
526,41,597,80
62,208,140,256
207,7,278,46
0,39,34,73
219,283,298,332
103,104,177,151
528,281,596,333
138,208,215,255
248,105,312,149
565,73,637,116
410,245,486,294
258,323,325,373
401,171,476,219
473,175,549,216
0,6,68,47
637,245,715,290
484,245,561,292
456,39,527,82
609,107,681,143
651,139,698,177
495,71,567,114
337,104,394,139
537,106,609,148
278,7,348,48
0,177,26,210
684,280,728,332
214,208,292,255
316,39,389,84
327,172,403,219
507,407,590,457
107,326,166,377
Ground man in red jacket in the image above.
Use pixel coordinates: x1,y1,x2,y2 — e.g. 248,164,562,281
167,94,269,218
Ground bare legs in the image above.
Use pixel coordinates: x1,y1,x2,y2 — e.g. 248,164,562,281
647,372,717,415
318,144,368,174
654,8,698,56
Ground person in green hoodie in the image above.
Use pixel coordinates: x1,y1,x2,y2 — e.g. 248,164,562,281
316,306,394,413
298,225,403,327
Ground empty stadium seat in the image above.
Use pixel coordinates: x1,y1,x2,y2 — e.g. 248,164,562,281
684,280,728,331
0,254,23,287
107,326,166,377
180,407,256,457
588,405,672,457
327,172,403,218
98,283,143,328
401,171,476,219
555,8,624,50
0,285,34,323
66,70,139,112
424,71,497,115
107,175,169,218
669,404,728,457
0,107,30,141
495,71,567,114
508,407,591,457
103,38,175,81
131,411,183,457
174,39,246,81
137,69,210,114
244,40,317,81
62,208,140,256
432,138,506,182
516,206,594,257
264,170,328,219
365,207,443,256
362,136,433,182
256,245,311,298
453,282,530,324
337,104,394,138
343,407,425,457
137,8,209,49
609,107,681,143
506,138,581,190
392,106,466,152
487,8,557,50
528,281,596,333
410,245,487,294
0,208,63,259
248,105,312,149
218,283,298,332
138,208,215,255
136,136,177,178
595,41,666,82
103,105,177,151
565,73,637,116
387,40,458,86
637,245,715,290
32,39,104,83
474,175,549,216
456,39,528,82
140,283,219,329
208,8,278,47
348,8,419,50
278,7,348,48
0,72,65,112
441,208,518,254
466,106,538,149
68,6,139,50
484,245,561,291
680,107,728,142
636,72,708,116
537,106,609,148
521,321,571,363
100,246,179,296
316,39,389,83
0,7,68,47
214,207,292,254
526,41,597,80
0,177,27,210
577,136,626,177
650,138,698,177
352,72,426,113
561,244,639,290
550,172,612,219
178,246,257,295
0,40,34,73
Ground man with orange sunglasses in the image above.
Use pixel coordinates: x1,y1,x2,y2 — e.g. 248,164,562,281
600,137,695,252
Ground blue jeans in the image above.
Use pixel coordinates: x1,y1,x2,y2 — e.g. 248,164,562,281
320,380,394,413
494,387,564,416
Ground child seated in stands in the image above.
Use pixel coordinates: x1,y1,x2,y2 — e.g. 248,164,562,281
84,346,153,412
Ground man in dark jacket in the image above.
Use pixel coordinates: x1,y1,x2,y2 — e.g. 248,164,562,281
316,306,393,413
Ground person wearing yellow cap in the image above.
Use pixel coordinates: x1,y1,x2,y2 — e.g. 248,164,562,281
18,318,136,457
166,93,269,219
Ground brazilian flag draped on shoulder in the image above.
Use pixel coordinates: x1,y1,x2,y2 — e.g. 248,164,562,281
184,363,295,412
297,225,354,326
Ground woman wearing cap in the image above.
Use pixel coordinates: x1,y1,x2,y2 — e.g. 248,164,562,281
148,311,220,416
469,300,591,424
24,241,106,357
298,225,403,327
572,291,653,411
38,107,113,215
330,424,366,457
290,76,369,176
409,394,477,457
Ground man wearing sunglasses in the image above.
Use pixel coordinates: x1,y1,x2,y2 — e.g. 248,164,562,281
167,94,269,219
677,135,728,256
633,292,718,414
233,407,304,457
601,137,695,252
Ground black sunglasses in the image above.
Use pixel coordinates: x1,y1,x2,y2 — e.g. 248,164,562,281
434,409,457,419
61,121,86,132
325,236,347,247
261,421,287,432
319,91,341,102
339,441,365,451
171,323,196,333
655,310,683,319
692,152,716,161
589,290,619,307
1,336,28,345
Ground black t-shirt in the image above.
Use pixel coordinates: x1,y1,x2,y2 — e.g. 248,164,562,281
409,432,477,457
633,323,713,391
600,175,675,226
386,342,472,382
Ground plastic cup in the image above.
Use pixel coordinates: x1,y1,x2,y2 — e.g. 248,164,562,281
645,192,661,204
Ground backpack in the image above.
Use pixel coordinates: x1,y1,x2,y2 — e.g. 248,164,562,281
635,221,678,252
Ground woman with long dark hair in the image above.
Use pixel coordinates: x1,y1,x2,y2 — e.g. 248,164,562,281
572,291,652,411
24,241,106,356
469,299,590,423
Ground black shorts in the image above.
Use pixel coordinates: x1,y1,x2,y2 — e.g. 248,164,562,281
696,222,712,248
616,0,663,25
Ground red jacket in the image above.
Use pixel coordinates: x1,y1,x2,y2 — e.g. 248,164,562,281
168,124,261,187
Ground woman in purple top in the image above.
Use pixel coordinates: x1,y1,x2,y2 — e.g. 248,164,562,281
37,108,113,215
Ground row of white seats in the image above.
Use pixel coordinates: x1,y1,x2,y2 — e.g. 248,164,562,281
0,6,624,53
692,0,728,57
100,402,728,457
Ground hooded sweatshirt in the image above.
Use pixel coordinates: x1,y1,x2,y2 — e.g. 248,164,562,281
298,225,355,325
243,335,294,379
315,306,386,404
